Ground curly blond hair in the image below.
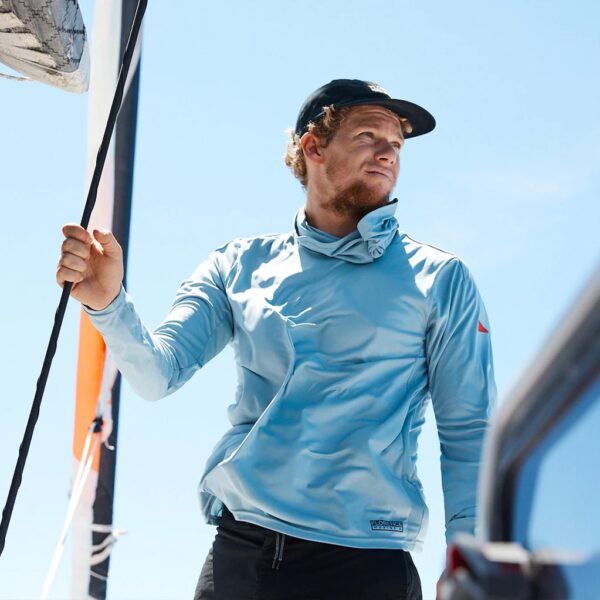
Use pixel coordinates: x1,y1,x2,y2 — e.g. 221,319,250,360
284,105,412,187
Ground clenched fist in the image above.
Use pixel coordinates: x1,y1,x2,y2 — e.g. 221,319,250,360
56,224,124,310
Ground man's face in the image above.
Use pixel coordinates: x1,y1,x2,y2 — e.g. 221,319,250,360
318,105,404,219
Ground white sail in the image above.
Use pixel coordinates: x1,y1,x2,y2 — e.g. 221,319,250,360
0,0,89,92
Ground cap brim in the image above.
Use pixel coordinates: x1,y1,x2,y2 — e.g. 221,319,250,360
328,98,436,139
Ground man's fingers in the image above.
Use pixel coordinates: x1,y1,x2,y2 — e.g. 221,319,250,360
93,229,122,258
59,251,88,273
61,237,91,260
61,226,121,261
56,265,84,286
62,223,93,245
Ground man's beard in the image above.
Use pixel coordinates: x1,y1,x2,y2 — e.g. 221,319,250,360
324,179,391,221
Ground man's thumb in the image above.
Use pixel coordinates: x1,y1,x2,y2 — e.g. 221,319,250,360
93,229,121,255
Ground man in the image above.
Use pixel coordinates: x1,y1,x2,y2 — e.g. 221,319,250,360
57,79,496,599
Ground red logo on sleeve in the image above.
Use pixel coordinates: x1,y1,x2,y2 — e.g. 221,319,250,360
478,321,489,333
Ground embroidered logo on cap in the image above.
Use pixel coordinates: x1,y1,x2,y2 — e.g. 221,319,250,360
368,84,390,96
370,519,404,532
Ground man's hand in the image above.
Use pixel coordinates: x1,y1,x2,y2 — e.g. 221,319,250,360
56,224,124,310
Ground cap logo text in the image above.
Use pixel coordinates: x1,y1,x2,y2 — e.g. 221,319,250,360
368,84,390,96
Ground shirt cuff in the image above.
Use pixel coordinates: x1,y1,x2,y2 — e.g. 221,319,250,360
82,286,126,316
445,515,476,544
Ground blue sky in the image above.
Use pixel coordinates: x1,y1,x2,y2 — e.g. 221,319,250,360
0,1,599,598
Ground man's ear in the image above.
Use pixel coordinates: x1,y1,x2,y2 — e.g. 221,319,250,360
300,133,326,165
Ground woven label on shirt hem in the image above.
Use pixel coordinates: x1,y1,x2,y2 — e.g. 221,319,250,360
370,519,404,532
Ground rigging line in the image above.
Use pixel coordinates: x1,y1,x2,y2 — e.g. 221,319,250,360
40,423,101,600
0,53,74,76
0,71,30,82
0,0,149,559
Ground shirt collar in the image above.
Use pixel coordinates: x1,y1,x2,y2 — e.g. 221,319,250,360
294,200,399,264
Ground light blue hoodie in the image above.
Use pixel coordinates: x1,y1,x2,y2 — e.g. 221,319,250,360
87,200,495,550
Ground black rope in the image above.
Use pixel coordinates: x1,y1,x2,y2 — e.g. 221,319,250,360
0,0,148,558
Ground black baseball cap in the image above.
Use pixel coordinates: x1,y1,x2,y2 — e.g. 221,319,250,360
295,79,436,139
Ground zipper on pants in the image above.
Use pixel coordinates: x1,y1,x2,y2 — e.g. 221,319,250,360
271,531,286,570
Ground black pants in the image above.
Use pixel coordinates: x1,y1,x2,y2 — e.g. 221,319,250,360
194,509,422,600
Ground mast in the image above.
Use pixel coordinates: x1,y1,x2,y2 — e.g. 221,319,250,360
91,0,142,595
71,1,142,597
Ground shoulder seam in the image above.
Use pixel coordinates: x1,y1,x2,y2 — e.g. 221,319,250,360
219,231,293,285
228,231,292,245
401,232,458,261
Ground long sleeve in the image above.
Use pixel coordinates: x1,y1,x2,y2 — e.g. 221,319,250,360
425,258,496,543
85,246,234,401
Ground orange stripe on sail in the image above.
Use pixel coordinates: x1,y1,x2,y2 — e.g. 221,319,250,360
73,310,106,471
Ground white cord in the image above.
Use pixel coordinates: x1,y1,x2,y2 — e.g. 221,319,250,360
40,423,100,600
0,71,30,81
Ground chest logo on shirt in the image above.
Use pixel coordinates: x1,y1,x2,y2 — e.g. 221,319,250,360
370,519,404,532
478,321,489,333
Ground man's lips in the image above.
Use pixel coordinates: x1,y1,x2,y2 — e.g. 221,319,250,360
365,168,393,181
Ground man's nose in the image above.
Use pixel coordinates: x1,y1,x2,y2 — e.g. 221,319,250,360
375,140,398,164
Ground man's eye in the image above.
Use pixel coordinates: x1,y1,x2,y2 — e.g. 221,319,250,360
359,131,374,138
